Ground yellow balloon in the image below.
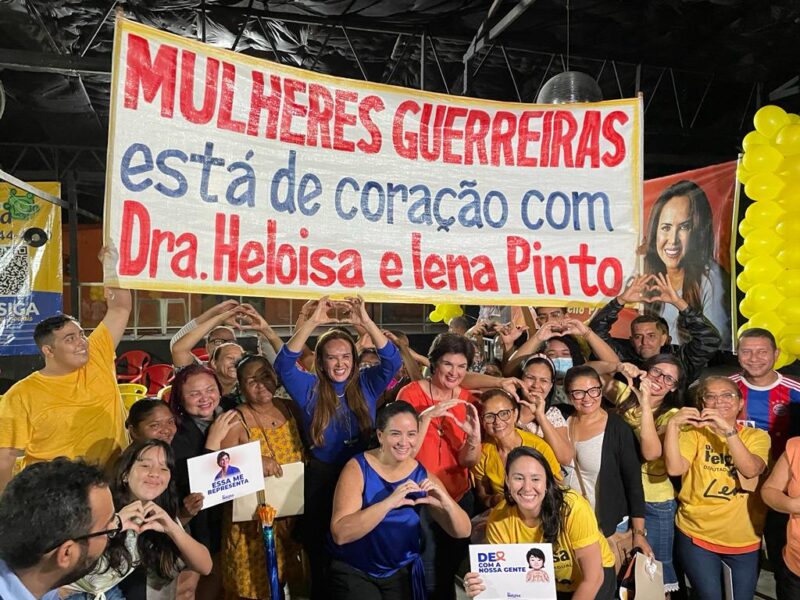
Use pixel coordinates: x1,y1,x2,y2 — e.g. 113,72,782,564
747,283,785,312
789,113,800,125
749,311,787,339
743,227,783,257
735,245,753,267
779,154,800,179
429,309,443,322
742,145,785,174
775,124,800,156
736,163,753,184
774,349,796,369
738,218,755,237
743,255,783,283
737,321,752,339
779,326,800,355
777,298,800,325
754,105,790,139
778,245,800,269
737,271,754,292
777,212,800,240
745,172,786,201
739,296,757,319
742,130,769,152
775,269,800,297
746,200,785,228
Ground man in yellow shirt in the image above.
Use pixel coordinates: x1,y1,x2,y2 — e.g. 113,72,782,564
0,284,131,492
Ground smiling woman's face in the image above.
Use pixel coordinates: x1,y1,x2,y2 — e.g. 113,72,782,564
656,195,692,270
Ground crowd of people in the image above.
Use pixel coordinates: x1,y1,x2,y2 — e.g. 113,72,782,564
0,254,799,600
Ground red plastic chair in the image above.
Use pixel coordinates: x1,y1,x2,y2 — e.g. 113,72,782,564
143,363,175,396
191,347,209,362
116,350,151,383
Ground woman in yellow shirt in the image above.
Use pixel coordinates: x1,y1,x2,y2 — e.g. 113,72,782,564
472,388,562,509
664,376,771,600
614,353,685,594
464,447,616,600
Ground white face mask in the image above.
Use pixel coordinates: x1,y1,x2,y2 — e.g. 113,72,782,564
551,357,573,378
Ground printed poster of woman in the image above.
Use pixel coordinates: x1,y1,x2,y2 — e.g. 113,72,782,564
642,162,736,351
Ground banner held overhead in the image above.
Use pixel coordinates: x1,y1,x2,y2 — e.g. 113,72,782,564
104,18,642,306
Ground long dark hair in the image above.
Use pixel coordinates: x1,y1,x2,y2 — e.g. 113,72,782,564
104,440,182,580
617,354,686,421
643,180,714,314
504,447,569,544
311,329,372,448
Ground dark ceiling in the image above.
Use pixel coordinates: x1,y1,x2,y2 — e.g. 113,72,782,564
0,0,798,221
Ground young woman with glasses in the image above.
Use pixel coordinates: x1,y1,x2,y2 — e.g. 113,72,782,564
611,354,686,594
472,388,562,510
664,376,770,600
562,365,652,559
61,440,212,599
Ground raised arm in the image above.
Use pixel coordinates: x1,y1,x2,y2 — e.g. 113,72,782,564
664,408,699,476
345,296,390,349
171,305,242,368
503,322,561,376
700,409,767,479
99,246,132,347
561,318,620,363
169,299,240,351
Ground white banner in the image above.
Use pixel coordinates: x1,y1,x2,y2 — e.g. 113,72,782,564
105,19,642,306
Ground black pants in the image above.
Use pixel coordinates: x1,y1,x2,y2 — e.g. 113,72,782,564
299,458,344,600
777,562,800,600
330,559,411,600
419,489,474,600
764,509,789,576
555,566,616,600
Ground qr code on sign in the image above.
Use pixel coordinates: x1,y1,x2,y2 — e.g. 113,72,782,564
0,245,31,296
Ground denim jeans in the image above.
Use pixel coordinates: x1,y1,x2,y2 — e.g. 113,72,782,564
675,530,760,600
644,499,678,590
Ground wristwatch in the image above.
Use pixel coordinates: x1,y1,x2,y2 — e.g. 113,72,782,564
632,527,647,537
724,428,738,438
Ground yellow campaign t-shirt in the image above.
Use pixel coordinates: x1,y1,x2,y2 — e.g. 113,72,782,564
675,426,771,548
486,490,615,592
622,406,679,503
0,322,129,469
472,429,562,497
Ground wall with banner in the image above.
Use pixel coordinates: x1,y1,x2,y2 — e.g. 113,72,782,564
0,182,63,355
104,19,642,308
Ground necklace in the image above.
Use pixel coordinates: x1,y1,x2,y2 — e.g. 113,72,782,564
245,405,280,459
429,380,456,437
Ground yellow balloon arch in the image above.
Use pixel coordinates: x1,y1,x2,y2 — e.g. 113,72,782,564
737,105,800,367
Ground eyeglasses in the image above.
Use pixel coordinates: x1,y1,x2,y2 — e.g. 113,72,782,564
702,392,738,405
44,517,122,553
535,311,564,325
648,366,678,388
482,409,515,424
568,386,602,400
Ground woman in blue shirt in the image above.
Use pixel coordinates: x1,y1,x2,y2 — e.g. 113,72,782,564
273,295,402,600
329,401,471,600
